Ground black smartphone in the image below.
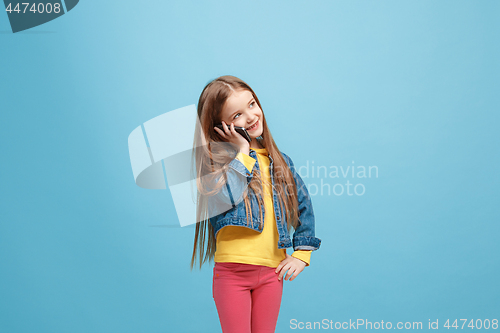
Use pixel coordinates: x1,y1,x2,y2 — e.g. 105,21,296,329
215,123,252,143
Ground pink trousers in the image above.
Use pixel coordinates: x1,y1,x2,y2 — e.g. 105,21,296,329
213,262,284,333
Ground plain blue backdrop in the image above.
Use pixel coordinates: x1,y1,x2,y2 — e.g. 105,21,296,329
1,1,499,332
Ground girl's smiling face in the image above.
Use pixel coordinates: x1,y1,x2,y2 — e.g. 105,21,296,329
220,89,264,139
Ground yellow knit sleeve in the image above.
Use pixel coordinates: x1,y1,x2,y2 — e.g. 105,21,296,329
235,152,257,173
291,250,312,267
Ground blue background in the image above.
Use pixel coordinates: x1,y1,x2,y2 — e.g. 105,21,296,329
1,1,499,332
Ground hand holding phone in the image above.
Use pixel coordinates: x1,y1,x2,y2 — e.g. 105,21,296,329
214,121,252,152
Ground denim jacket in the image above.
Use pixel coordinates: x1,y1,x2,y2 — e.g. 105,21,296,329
208,148,321,251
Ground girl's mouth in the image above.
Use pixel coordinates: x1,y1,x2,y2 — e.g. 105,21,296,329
247,120,259,131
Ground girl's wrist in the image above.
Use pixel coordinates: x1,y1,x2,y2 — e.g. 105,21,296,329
239,147,250,156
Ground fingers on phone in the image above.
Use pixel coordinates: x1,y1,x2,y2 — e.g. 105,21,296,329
225,122,233,134
214,127,225,136
216,121,235,136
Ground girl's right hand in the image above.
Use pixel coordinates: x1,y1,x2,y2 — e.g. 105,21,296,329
214,121,250,155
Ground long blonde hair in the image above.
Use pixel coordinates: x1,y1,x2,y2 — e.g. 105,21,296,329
190,75,300,270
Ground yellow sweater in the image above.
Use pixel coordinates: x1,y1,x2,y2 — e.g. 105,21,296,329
214,147,312,268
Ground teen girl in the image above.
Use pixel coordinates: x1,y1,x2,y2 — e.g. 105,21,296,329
191,75,321,333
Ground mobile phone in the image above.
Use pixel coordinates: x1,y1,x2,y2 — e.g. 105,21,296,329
215,123,252,143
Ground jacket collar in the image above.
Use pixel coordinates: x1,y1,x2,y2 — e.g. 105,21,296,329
249,149,257,158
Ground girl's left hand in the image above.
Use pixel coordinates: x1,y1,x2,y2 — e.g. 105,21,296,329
275,253,307,281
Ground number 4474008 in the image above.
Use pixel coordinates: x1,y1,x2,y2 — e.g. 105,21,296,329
5,3,62,14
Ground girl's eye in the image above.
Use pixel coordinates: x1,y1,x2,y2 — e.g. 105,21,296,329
233,101,255,119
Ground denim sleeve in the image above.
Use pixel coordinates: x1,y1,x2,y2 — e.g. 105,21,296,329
206,154,256,217
235,152,257,173
283,152,322,251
